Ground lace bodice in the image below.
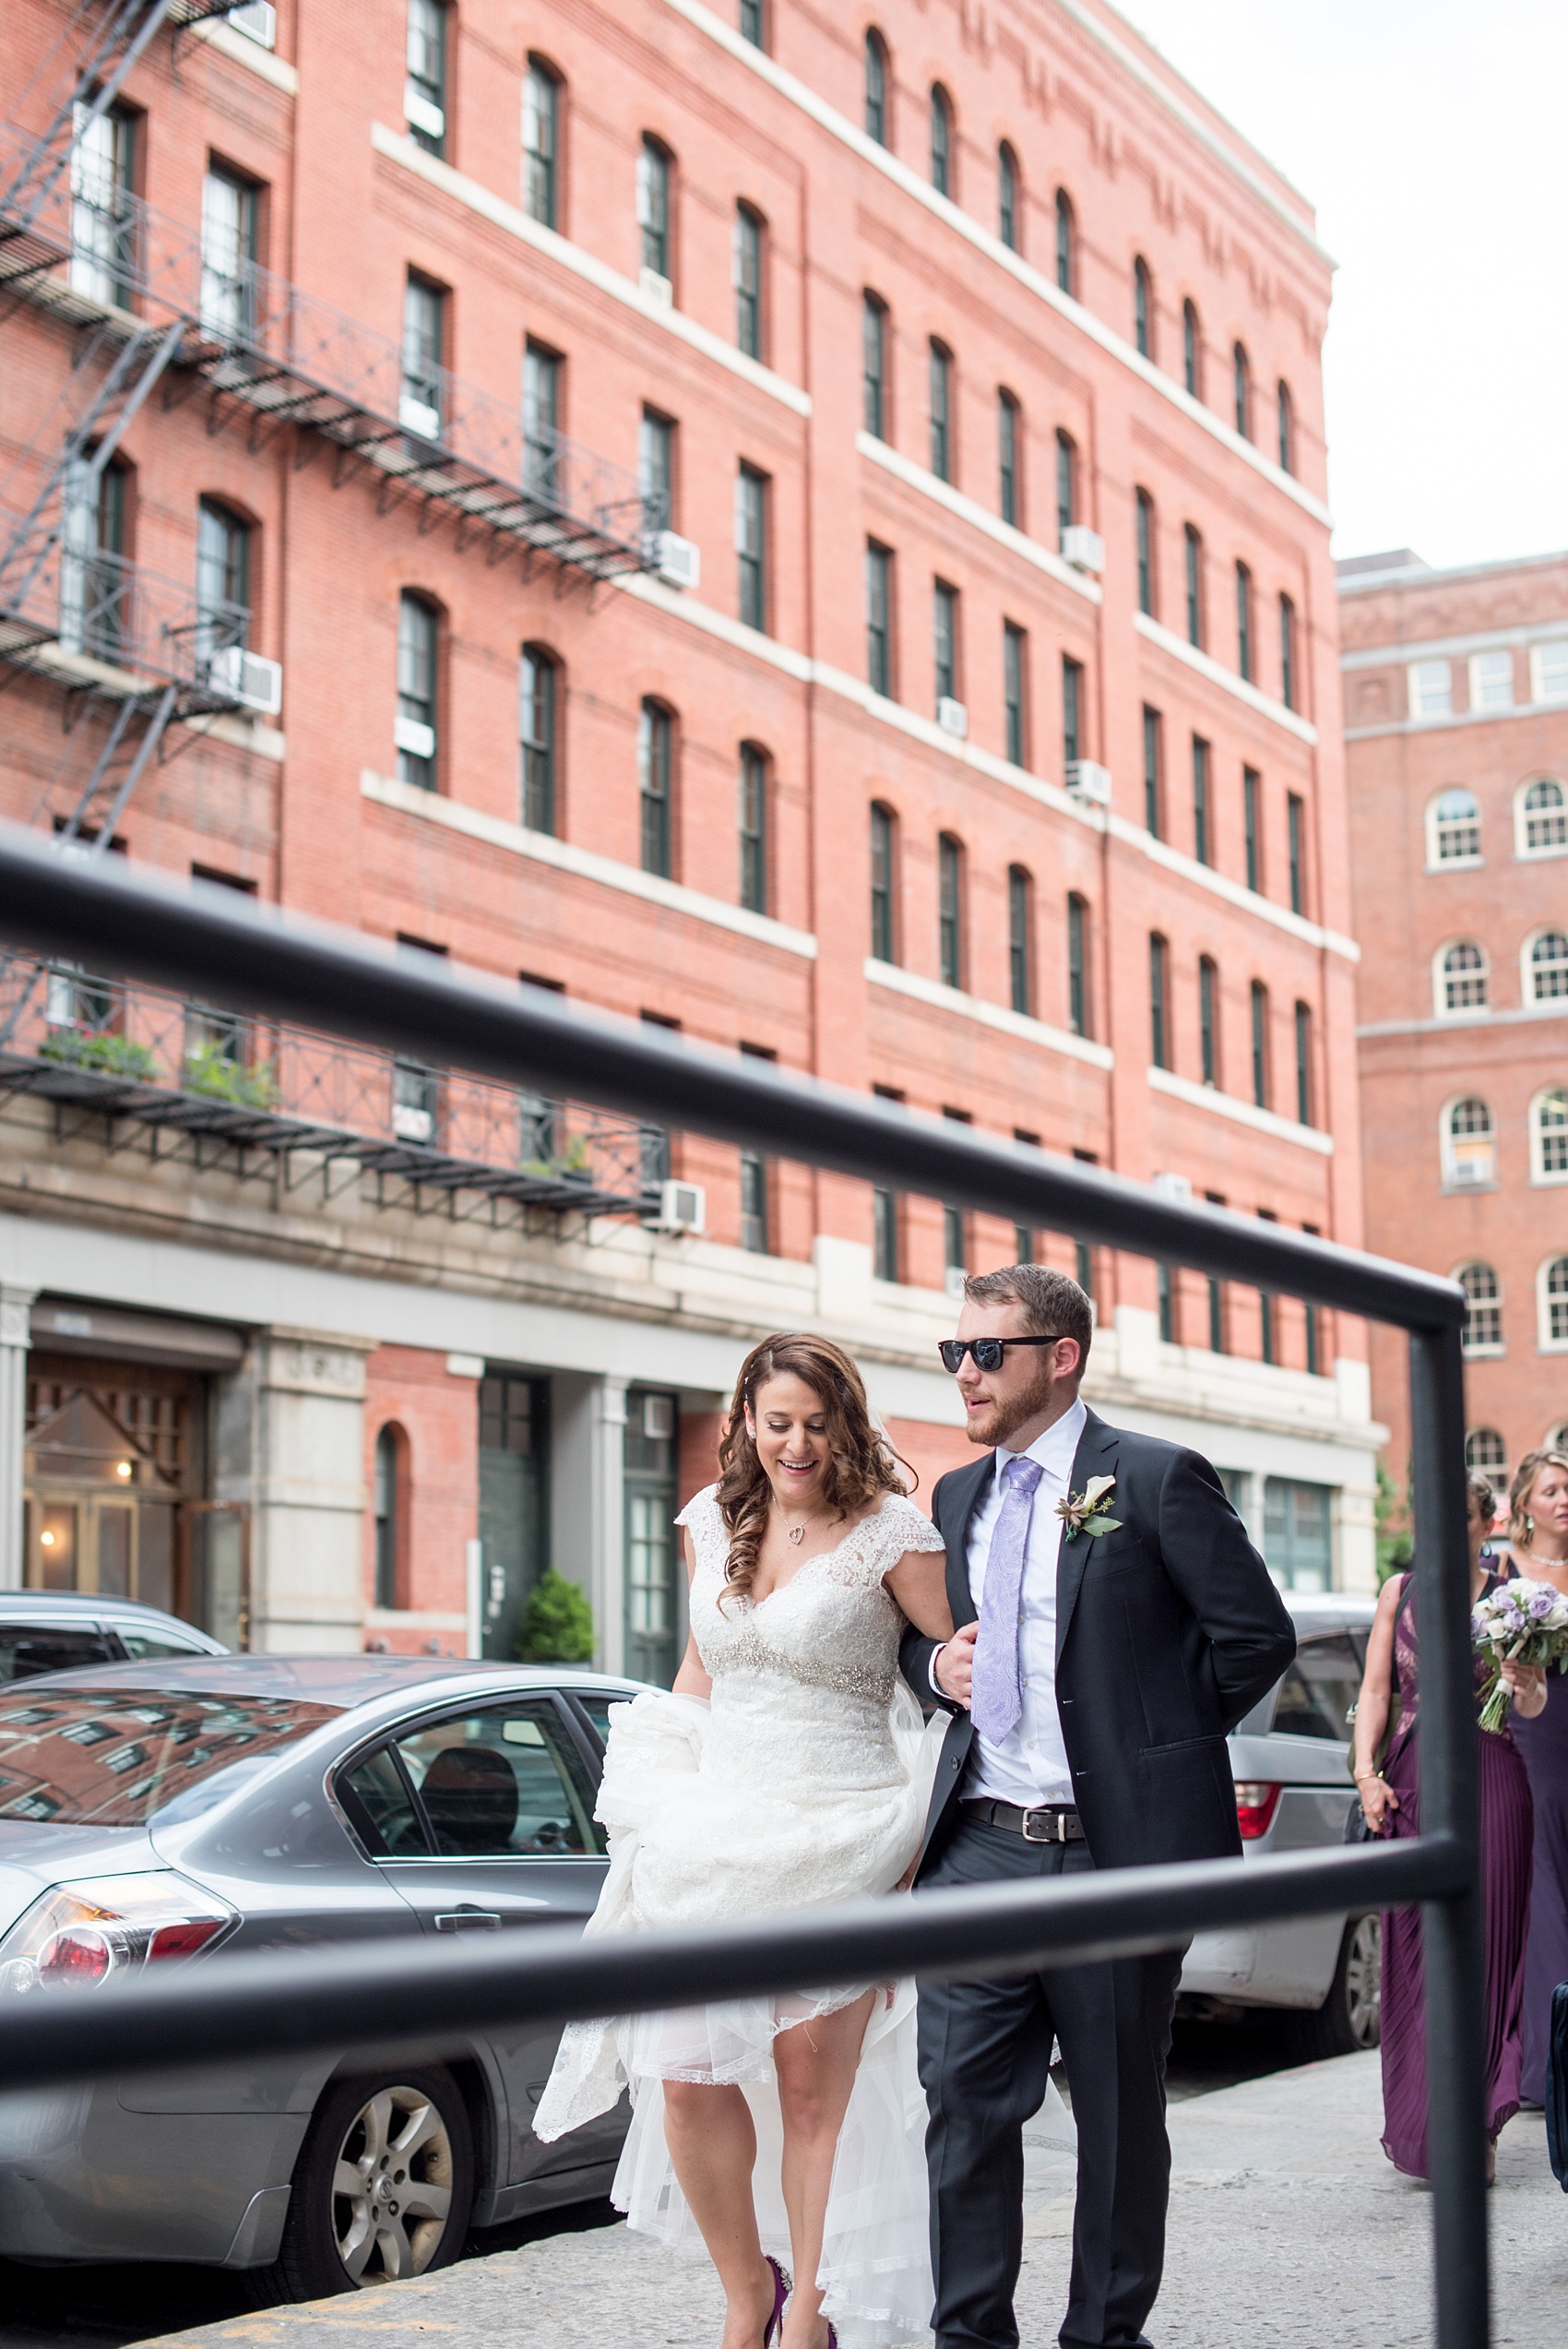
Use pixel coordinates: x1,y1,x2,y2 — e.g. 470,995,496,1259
677,1485,946,1708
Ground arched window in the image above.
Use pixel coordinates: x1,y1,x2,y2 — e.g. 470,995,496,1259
638,698,673,877
1232,340,1252,438
637,135,672,284
1067,892,1090,1037
1135,487,1154,616
373,1423,407,1611
1055,428,1075,549
523,56,562,228
997,388,1020,528
1235,560,1253,683
938,832,965,989
929,339,953,481
1294,1000,1313,1127
1528,929,1568,1003
861,291,888,439
1458,1261,1503,1354
1518,777,1568,856
396,590,440,790
1466,1427,1507,1479
1540,1257,1568,1349
1133,256,1153,358
1427,788,1480,865
997,141,1019,251
1199,955,1218,1084
930,84,953,197
733,202,765,359
1250,979,1269,1107
1443,1096,1495,1187
1148,933,1170,1069
1278,593,1297,710
1008,864,1033,1015
864,28,889,146
1530,1087,1568,1180
870,802,897,963
738,740,768,913
1183,523,1203,648
519,642,559,834
1436,940,1488,1015
1182,299,1201,398
1054,189,1075,296
196,495,252,665
1277,379,1294,474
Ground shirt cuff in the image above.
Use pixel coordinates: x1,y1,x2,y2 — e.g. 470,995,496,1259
929,1643,947,1698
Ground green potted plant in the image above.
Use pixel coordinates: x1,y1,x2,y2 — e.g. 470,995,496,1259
516,1568,595,1663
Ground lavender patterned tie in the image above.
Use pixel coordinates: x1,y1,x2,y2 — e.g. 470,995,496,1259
969,1455,1044,1745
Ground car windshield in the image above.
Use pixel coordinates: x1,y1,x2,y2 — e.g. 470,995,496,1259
0,1624,117,1684
0,1688,340,1827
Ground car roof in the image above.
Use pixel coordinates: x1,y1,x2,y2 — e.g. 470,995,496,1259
0,1591,225,1640
0,1652,648,1711
1285,1592,1378,1631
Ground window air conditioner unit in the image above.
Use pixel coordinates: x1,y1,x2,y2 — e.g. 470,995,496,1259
944,1265,968,1300
404,85,445,141
1152,1171,1193,1203
655,531,701,590
639,267,674,308
227,1,277,46
936,696,969,738
1450,1156,1493,1187
395,713,436,760
208,645,283,716
1062,525,1106,575
646,1179,706,1234
1065,758,1111,805
398,391,442,441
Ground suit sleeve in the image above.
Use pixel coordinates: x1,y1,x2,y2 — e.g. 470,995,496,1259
1156,1449,1297,1729
897,1472,962,1713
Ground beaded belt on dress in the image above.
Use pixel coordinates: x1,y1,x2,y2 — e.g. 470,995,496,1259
961,1796,1086,1843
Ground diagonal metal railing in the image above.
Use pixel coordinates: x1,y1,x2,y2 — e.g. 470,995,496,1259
0,826,1488,2349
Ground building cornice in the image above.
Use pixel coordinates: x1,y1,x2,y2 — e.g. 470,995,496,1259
1146,1064,1335,1154
1341,620,1568,672
360,769,819,957
856,435,1101,603
1358,1005,1568,1041
863,958,1115,1068
1134,612,1317,745
1344,705,1568,745
371,125,814,417
1337,548,1568,597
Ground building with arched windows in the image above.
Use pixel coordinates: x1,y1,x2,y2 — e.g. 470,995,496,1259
0,0,1377,1668
1342,547,1568,1498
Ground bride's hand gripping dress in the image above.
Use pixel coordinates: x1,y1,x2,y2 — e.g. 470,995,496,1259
533,1482,949,2348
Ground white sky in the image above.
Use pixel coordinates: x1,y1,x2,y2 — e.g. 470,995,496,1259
1117,1,1568,569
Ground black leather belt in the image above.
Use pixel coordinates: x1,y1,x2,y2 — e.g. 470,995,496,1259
962,1797,1086,1843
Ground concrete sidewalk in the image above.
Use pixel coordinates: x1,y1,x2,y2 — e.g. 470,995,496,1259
164,2054,1566,2348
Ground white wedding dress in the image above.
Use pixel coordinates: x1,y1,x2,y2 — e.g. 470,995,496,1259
533,1483,950,2346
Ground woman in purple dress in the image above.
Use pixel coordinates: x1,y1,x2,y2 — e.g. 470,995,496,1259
1503,1449,1568,2106
1351,1471,1545,2180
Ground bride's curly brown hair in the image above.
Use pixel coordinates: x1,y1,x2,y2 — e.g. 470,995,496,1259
715,1333,911,1607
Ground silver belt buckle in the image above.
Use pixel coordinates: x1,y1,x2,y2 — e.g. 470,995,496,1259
1021,1806,1062,1843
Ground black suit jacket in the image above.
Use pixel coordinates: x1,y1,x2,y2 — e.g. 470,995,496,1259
899,1406,1297,1876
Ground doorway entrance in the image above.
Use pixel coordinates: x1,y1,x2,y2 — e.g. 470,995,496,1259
624,1388,680,1687
478,1372,549,1662
24,1355,203,1616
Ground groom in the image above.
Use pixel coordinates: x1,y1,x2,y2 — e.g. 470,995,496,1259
901,1264,1295,2349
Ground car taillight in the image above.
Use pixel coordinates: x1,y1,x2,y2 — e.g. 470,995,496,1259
0,1872,235,1996
1234,1782,1283,1840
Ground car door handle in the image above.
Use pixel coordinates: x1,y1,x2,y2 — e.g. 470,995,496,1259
434,1909,503,1931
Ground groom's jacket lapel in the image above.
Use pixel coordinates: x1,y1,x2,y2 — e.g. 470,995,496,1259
1054,1407,1120,1663
942,1450,992,1625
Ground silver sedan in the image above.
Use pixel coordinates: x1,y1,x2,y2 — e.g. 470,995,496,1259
1179,1594,1381,2057
0,1653,643,2295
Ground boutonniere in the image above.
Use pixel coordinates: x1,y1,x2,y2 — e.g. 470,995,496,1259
1056,1474,1122,1544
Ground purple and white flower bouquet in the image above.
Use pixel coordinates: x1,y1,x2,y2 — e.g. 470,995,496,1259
1471,1576,1568,1733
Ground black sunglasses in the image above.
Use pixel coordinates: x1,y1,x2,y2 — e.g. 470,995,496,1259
937,1335,1066,1374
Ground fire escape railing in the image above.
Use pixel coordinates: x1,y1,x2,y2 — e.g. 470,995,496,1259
0,955,659,1214
0,124,659,584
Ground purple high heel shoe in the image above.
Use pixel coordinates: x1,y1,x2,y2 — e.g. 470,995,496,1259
762,2255,790,2348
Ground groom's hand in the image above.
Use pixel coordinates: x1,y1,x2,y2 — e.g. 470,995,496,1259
934,1621,979,1707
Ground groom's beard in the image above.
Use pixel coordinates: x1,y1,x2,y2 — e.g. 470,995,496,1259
963,1360,1059,1450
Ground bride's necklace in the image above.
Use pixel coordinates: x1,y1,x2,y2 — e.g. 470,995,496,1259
776,1496,826,1547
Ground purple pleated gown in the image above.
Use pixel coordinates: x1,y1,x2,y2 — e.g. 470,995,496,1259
1511,1663,1568,2105
1378,1574,1534,2177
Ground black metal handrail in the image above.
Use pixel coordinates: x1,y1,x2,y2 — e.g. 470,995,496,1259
0,825,1487,2349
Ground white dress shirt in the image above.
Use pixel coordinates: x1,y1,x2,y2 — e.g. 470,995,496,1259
950,1394,1087,1807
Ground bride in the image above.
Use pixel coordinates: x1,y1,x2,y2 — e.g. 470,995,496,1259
534,1332,954,2348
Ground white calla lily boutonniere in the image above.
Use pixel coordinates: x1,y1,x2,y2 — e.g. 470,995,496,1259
1055,1473,1122,1544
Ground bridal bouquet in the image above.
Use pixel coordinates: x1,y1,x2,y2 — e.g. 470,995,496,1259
1472,1578,1568,1733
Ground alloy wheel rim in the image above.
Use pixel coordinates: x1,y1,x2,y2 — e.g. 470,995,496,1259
330,2084,455,2284
1343,1914,1383,2047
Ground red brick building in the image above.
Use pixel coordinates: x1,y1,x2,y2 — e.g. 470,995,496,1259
1343,547,1568,1504
1,0,1378,1672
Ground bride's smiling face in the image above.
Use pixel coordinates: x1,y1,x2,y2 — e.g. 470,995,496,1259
746,1372,833,1509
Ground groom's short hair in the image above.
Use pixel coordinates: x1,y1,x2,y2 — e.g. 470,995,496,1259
963,1265,1093,1376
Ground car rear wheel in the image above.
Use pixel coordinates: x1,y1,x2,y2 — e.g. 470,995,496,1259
1290,1913,1382,2061
265,2066,474,2300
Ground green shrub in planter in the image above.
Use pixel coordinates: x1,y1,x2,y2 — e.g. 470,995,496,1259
184,1043,279,1108
39,1029,159,1079
516,1568,595,1664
